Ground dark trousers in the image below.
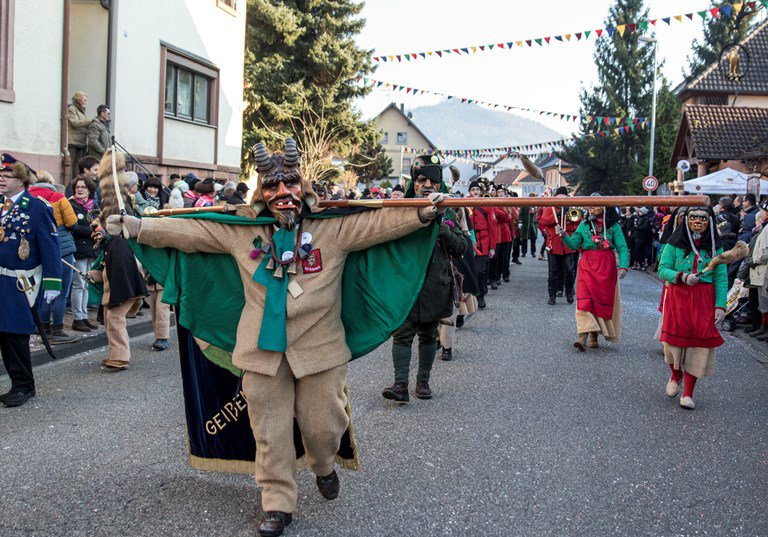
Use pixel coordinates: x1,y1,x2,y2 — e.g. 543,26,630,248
488,252,499,283
634,237,653,267
475,255,488,297
498,241,512,279
547,252,577,299
512,238,520,262
68,144,86,181
392,319,440,383
0,332,34,392
521,237,536,256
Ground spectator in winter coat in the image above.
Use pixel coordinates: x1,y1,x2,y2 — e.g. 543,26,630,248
138,176,168,213
632,207,655,270
193,178,220,207
66,91,90,180
68,176,99,332
87,105,111,159
227,182,249,205
739,193,759,243
28,171,80,344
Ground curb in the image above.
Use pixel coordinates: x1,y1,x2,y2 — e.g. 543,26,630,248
0,317,173,376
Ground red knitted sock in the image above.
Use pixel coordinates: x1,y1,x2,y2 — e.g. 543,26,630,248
683,371,697,398
669,364,683,383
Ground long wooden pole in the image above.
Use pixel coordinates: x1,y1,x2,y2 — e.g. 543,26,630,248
147,195,709,217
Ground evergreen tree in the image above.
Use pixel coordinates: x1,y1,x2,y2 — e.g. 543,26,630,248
687,2,760,80
347,130,393,183
561,0,658,195
242,0,381,174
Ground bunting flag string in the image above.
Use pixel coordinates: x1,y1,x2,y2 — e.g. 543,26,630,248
402,118,650,159
371,1,765,63
357,76,646,126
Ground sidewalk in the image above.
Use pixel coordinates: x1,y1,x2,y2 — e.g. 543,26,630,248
0,308,174,376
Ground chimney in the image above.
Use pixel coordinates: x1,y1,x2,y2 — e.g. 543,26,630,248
399,103,404,113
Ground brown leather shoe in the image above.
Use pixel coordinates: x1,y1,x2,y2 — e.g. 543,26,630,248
83,319,99,330
573,334,587,352
415,380,432,399
316,469,340,500
258,511,292,537
382,381,409,402
71,319,92,332
101,359,129,370
588,332,599,349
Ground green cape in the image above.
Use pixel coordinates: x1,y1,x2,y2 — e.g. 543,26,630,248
128,212,438,375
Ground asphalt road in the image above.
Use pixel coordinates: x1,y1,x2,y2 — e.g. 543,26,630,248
1,257,767,536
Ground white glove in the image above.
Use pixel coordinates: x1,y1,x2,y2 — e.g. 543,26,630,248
428,192,447,214
555,225,564,236
106,215,142,238
684,273,700,286
489,248,496,259
44,290,60,303
618,268,628,280
714,309,725,324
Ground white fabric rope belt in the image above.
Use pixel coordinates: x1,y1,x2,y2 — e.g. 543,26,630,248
0,266,39,279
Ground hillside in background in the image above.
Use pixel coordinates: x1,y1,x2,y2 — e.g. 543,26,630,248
405,100,567,184
410,100,565,150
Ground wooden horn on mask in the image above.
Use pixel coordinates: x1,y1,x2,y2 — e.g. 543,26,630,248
283,138,301,168
251,142,275,174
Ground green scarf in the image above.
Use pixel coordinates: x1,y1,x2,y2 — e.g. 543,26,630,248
252,227,295,352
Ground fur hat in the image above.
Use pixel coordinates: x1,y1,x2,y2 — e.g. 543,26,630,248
172,179,189,193
468,180,481,191
393,184,404,193
554,186,568,196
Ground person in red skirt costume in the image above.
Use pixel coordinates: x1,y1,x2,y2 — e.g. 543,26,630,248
657,207,727,410
557,193,629,351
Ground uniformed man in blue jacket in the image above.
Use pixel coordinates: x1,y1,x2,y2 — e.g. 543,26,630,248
0,154,62,407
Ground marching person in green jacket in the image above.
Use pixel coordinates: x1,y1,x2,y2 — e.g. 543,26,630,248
557,193,628,351
657,207,727,410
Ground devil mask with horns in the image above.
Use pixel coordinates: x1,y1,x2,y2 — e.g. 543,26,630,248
251,138,318,230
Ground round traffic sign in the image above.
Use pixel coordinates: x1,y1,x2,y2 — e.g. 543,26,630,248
643,176,658,192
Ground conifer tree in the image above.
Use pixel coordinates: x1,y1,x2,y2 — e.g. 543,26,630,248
561,0,660,194
242,0,380,174
687,2,760,80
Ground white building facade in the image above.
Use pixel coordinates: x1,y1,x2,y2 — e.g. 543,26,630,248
0,0,246,183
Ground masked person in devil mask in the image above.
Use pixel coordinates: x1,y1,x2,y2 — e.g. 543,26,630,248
382,155,466,402
109,139,444,537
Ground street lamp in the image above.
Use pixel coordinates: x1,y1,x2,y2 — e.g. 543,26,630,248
639,35,658,197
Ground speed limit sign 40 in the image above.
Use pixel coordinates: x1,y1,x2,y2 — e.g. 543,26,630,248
643,176,659,192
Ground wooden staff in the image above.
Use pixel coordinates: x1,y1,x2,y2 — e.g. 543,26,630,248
147,195,710,217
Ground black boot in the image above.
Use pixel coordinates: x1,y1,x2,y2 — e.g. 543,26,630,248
455,315,464,329
258,511,292,537
382,381,409,402
441,348,452,361
316,470,340,500
415,380,432,399
477,296,487,309
49,324,81,345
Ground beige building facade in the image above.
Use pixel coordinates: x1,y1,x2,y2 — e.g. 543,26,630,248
0,0,246,184
374,103,436,181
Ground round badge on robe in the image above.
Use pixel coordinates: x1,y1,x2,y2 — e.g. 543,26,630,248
281,251,295,262
301,232,312,245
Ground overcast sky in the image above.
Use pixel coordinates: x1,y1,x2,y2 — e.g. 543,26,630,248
354,0,764,141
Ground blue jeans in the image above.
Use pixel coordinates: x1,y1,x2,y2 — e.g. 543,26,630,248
40,254,74,326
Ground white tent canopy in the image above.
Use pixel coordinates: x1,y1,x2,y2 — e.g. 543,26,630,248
684,168,768,195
